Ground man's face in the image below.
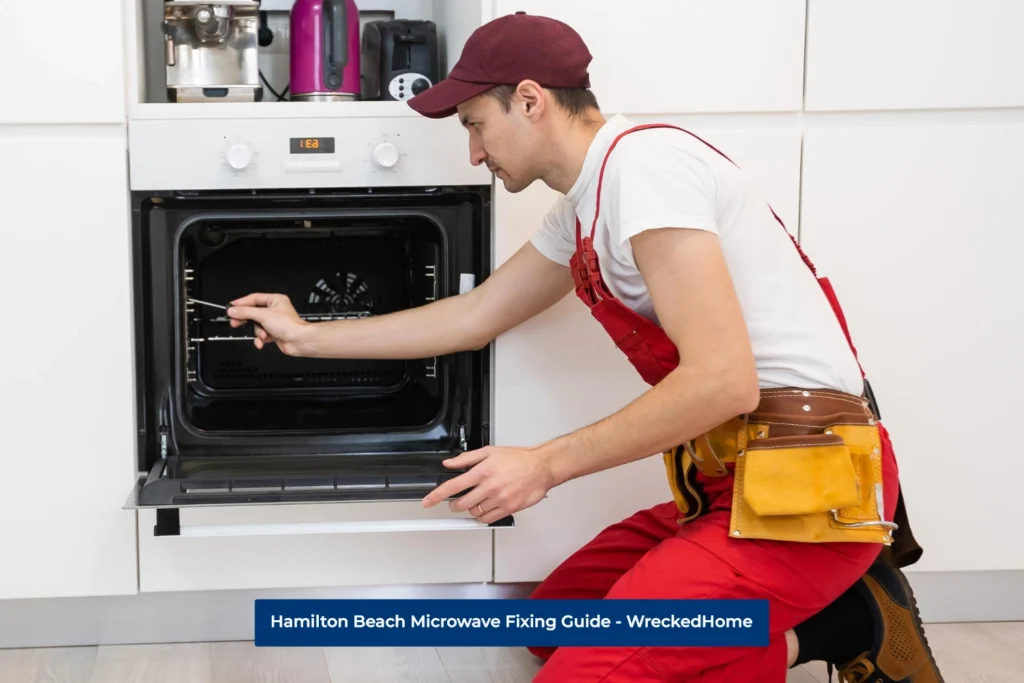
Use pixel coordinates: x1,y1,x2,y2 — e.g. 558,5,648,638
457,93,541,194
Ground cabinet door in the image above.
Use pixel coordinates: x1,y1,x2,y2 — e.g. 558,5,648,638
0,0,127,124
800,124,1024,572
137,503,494,593
0,131,138,599
493,0,806,114
491,127,803,582
805,0,1024,111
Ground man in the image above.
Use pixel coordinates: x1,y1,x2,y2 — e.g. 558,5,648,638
226,12,943,683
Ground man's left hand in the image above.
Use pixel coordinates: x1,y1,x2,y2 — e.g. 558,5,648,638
421,446,554,524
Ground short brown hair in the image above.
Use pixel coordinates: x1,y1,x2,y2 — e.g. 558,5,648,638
487,85,600,119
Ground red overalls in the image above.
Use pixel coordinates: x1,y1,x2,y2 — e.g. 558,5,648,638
528,124,907,682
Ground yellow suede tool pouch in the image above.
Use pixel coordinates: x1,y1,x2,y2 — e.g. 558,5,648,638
729,417,895,546
741,434,860,516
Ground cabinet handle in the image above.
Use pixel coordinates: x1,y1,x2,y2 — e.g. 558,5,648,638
156,515,515,538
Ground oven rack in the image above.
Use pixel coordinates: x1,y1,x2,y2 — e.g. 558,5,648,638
425,264,436,302
190,311,375,343
179,241,442,388
183,261,197,384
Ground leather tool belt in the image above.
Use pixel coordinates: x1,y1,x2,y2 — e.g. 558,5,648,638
664,387,920,562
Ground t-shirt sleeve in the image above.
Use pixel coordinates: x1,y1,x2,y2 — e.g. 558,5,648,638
530,197,577,266
605,137,719,268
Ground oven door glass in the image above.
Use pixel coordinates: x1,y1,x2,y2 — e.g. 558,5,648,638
126,188,493,513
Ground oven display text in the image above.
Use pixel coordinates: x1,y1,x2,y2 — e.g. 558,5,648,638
290,137,335,154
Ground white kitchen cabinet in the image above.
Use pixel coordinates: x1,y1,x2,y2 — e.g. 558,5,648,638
0,131,138,599
800,123,1024,572
491,127,803,582
493,0,806,115
0,0,127,124
136,502,495,592
805,0,1024,111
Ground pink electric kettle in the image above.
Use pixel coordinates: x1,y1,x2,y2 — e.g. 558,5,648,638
290,0,361,101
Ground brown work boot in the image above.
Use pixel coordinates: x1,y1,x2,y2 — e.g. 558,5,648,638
830,562,945,682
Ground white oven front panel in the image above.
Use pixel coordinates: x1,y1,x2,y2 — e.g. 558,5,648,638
128,116,492,190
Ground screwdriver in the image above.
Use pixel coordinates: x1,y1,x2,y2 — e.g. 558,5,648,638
187,298,229,310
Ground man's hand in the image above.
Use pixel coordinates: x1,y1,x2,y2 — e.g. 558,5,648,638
422,446,555,524
226,293,310,355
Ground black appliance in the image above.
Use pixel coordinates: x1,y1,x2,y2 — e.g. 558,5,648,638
129,186,498,534
361,19,440,102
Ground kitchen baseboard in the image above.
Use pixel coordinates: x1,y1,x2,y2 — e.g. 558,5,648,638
0,582,536,650
1,572,1023,650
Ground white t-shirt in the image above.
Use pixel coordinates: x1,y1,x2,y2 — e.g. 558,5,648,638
531,114,864,395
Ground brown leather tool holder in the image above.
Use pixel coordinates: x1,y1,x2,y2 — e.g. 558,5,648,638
683,389,899,546
738,390,898,544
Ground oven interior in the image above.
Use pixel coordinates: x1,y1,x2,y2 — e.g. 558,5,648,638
182,214,444,434
131,189,491,510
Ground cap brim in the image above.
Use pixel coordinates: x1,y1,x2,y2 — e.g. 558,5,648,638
407,78,495,119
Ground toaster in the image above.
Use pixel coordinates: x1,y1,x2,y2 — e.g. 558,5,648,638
361,19,440,102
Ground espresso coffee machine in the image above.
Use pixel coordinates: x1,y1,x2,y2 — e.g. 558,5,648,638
163,0,264,102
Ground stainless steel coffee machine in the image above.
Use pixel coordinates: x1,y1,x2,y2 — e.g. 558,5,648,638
163,0,263,102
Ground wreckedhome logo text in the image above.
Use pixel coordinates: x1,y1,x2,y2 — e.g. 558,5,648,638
625,614,755,629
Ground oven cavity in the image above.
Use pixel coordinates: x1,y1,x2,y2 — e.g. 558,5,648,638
178,214,446,434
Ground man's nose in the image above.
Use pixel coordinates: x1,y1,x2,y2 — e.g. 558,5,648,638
469,140,487,167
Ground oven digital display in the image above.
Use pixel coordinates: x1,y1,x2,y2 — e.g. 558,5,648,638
290,137,335,154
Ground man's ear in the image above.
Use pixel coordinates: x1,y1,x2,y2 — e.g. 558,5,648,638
515,80,545,117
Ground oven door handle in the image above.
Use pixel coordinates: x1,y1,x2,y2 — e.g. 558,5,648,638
151,510,515,538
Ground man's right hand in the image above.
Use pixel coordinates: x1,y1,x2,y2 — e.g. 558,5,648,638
227,293,310,355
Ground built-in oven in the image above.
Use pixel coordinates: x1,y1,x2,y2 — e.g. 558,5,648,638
124,115,501,536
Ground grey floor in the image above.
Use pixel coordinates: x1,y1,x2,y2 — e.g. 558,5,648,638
0,621,1021,682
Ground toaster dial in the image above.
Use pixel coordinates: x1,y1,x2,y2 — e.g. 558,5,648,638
388,73,432,101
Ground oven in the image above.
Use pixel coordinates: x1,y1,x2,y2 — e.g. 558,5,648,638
124,115,501,536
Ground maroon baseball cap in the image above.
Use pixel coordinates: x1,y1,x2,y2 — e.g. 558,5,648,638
407,12,592,119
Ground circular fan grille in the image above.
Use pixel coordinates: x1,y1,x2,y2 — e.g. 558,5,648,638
307,271,375,314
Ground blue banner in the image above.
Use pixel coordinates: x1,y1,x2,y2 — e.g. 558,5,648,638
254,599,769,647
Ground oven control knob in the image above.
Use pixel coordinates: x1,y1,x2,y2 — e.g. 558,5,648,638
373,142,400,169
226,144,252,170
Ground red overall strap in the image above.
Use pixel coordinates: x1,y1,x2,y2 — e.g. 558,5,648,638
575,123,866,380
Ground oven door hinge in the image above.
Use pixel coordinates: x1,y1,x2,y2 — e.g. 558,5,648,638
459,424,468,452
158,393,171,459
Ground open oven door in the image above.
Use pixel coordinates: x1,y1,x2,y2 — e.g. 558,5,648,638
123,483,515,539
121,440,517,538
121,356,516,537
124,189,513,537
